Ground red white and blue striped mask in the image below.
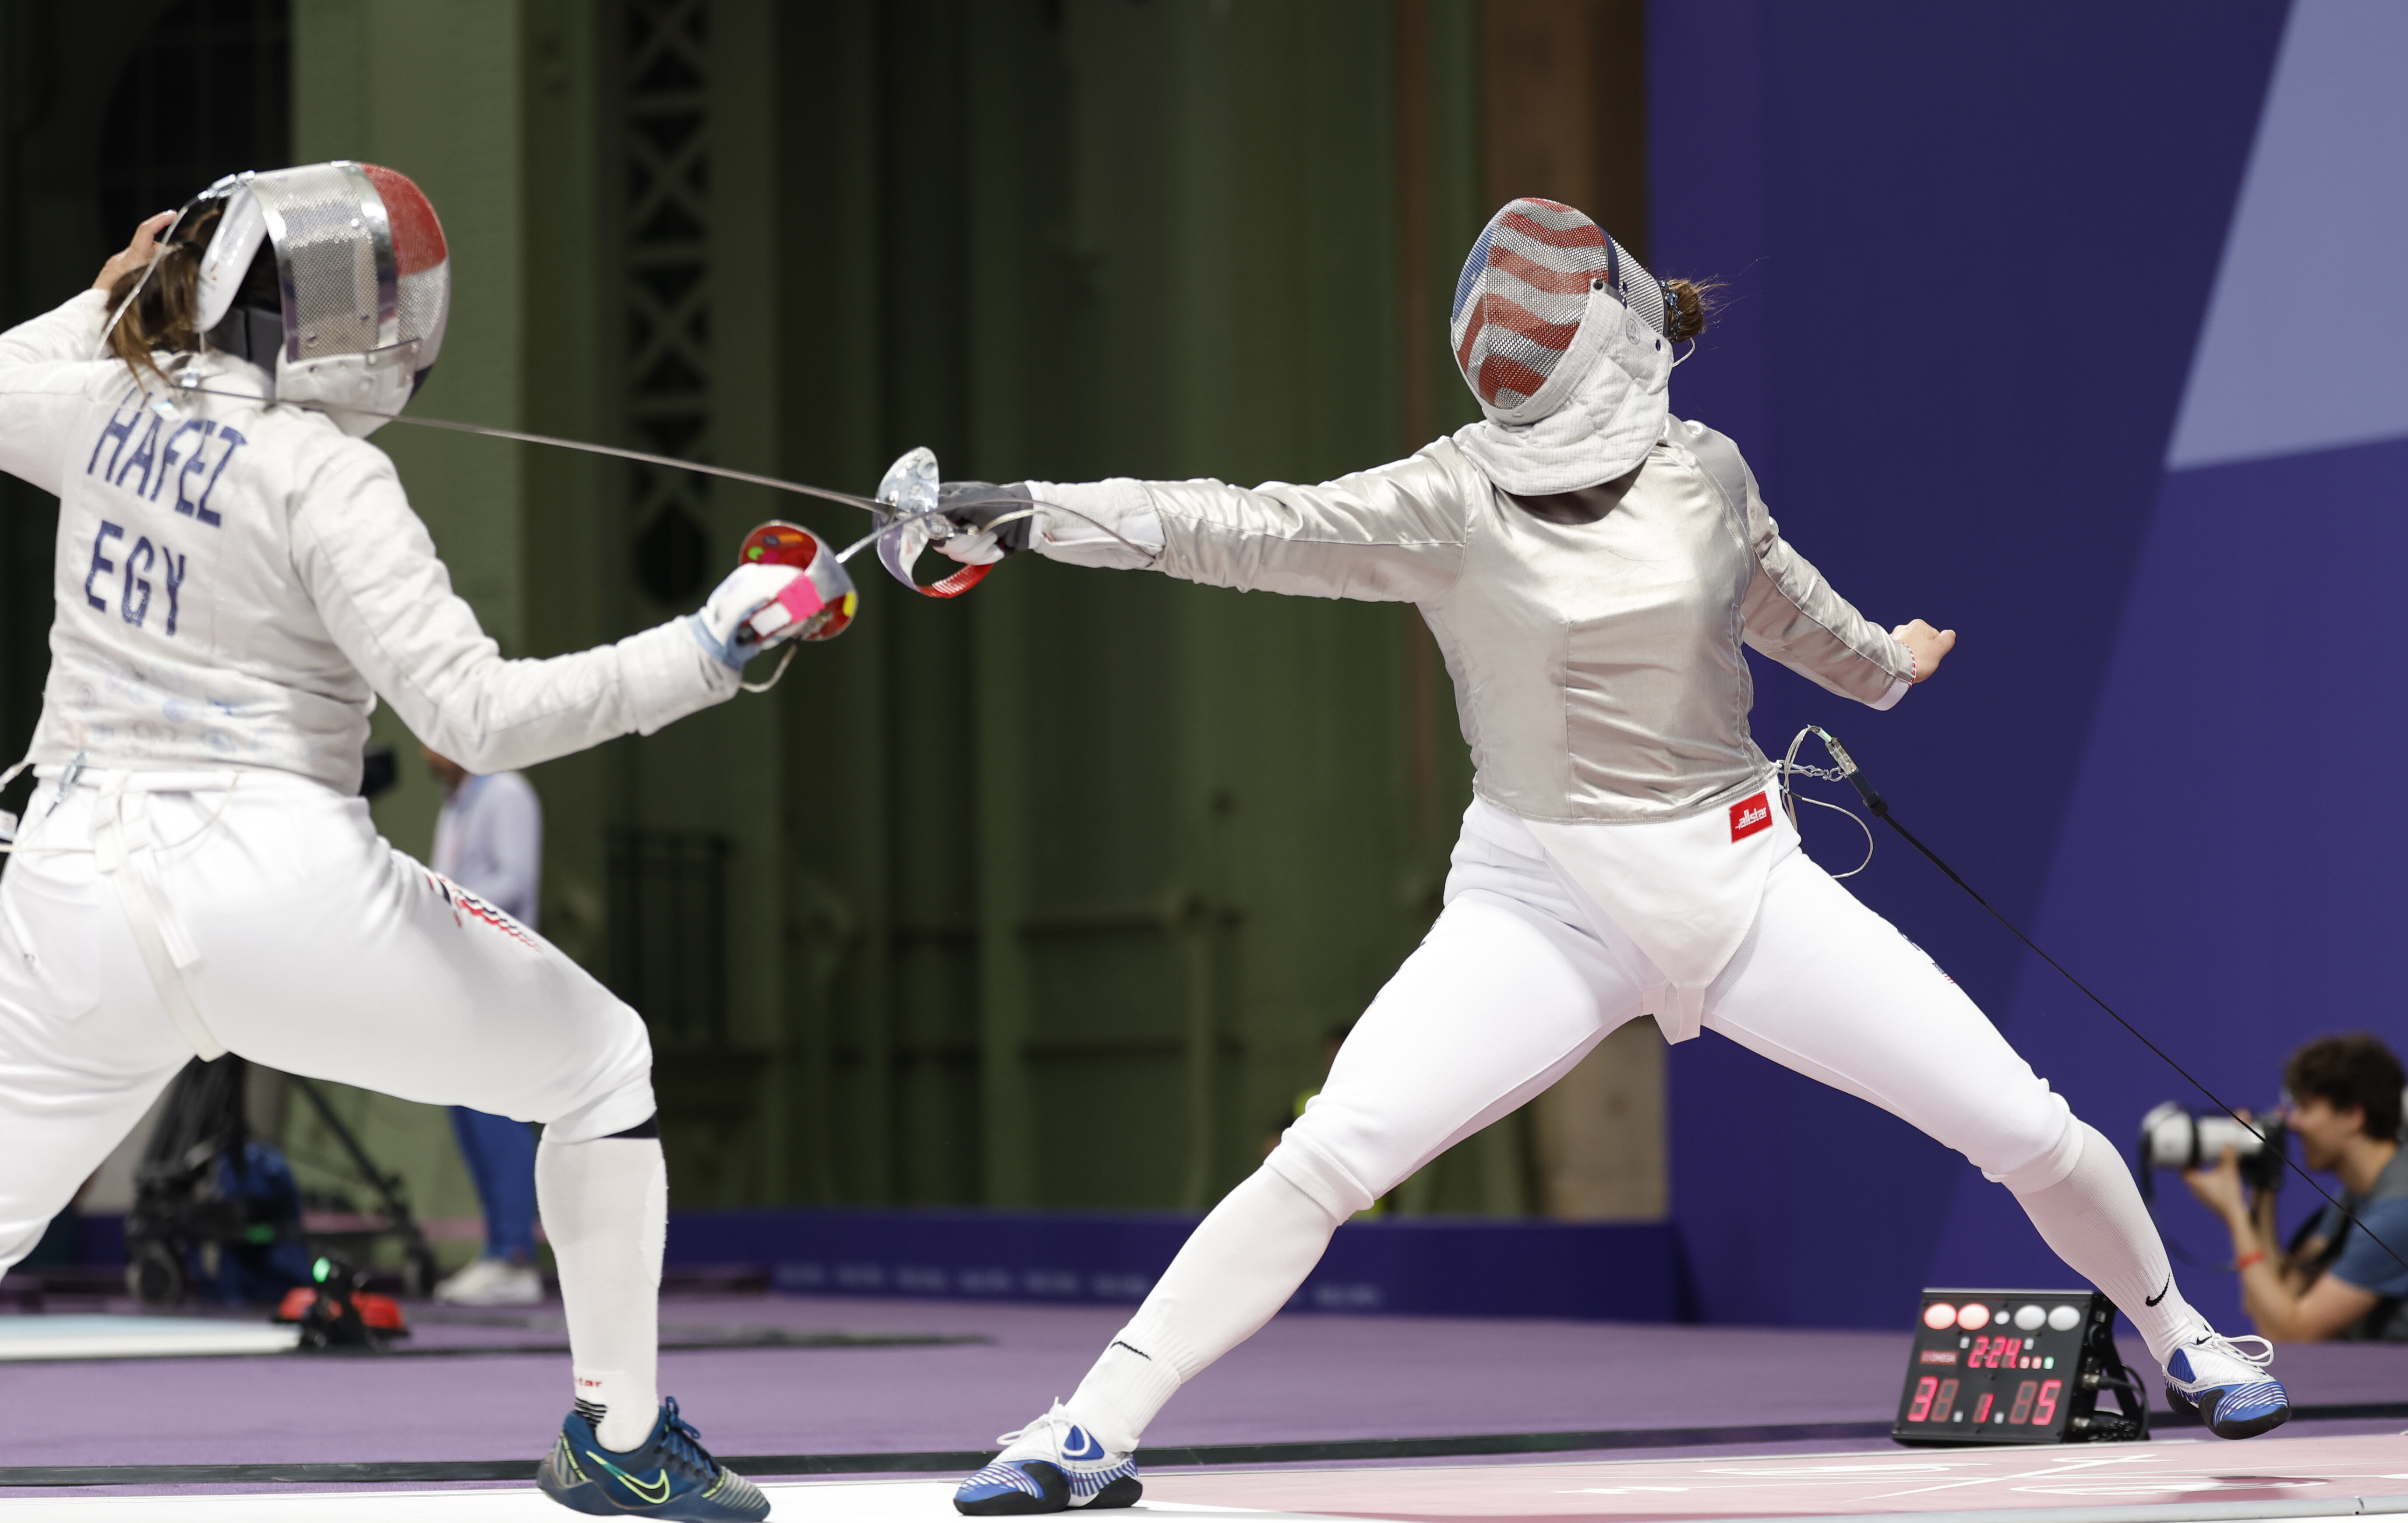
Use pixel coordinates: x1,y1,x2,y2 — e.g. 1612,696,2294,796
1449,199,1667,414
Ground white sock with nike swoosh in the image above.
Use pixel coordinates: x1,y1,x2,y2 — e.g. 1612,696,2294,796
1066,1166,1343,1452
2007,1121,2203,1364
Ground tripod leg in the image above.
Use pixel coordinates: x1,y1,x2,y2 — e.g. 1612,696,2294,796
287,1076,440,1270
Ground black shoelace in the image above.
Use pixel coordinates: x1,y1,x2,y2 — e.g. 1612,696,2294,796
653,1399,719,1483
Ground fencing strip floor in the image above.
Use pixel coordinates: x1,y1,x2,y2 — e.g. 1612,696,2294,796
11,1435,2408,1523
0,1314,299,1361
1137,1434,2408,1521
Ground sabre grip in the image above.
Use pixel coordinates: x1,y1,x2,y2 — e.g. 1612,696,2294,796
733,521,858,645
937,481,1035,553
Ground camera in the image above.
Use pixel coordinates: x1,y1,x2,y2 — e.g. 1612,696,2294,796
2135,1102,2287,1199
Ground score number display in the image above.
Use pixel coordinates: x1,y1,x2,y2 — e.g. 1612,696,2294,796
1893,1289,2146,1446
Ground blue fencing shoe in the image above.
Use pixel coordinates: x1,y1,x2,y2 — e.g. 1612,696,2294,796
2163,1332,2289,1439
954,1403,1140,1516
538,1396,770,1519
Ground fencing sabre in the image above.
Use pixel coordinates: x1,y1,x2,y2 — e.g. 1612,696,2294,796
135,374,1153,696
150,370,1151,590
1784,724,2408,1279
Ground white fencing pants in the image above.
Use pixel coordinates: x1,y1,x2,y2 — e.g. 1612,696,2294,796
1068,797,2196,1451
0,769,655,1273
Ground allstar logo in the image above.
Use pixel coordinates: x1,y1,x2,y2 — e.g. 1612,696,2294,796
1730,791,1772,841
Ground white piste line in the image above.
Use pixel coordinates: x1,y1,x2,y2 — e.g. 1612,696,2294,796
1854,1453,2177,1503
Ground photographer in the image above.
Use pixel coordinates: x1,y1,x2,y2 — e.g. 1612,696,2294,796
2185,1034,2408,1341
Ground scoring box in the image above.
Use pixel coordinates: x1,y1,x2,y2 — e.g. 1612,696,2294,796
1893,1288,2149,1446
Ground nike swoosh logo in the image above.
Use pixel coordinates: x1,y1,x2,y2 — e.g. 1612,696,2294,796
2145,1278,2170,1307
586,1450,672,1505
1109,1340,1153,1362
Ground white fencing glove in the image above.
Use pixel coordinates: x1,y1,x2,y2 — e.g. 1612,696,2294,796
689,562,804,669
933,481,1034,566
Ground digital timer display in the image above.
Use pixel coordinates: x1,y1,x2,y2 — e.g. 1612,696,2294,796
1893,1289,2148,1447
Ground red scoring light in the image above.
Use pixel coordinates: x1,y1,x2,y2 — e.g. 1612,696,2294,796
2008,1379,2038,1425
1968,1335,2022,1370
1907,1375,1937,1422
1923,1302,1957,1330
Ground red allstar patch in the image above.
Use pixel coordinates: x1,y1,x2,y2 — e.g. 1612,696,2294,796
1730,791,1773,842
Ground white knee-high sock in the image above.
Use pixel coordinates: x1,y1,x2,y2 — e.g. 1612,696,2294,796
2007,1121,2203,1364
537,1135,667,1452
1066,1166,1343,1453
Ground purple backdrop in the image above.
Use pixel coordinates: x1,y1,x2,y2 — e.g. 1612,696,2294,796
1648,0,2314,1329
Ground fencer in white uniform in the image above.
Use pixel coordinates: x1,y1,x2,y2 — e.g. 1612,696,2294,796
0,166,777,1519
940,198,2288,1516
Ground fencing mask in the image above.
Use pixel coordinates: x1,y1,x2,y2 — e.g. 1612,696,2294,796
1447,198,1675,496
189,161,450,438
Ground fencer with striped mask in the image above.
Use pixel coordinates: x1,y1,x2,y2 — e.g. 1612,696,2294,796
931,197,2290,1516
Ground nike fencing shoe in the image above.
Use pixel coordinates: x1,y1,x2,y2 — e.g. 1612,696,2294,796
2163,1331,2290,1439
538,1397,770,1519
954,1403,1140,1516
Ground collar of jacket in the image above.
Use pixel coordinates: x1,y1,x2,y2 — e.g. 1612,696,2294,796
143,348,273,403
1450,279,1674,496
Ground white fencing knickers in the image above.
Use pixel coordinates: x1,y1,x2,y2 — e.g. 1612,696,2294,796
0,768,655,1271
1065,796,2197,1452
1278,796,2076,1220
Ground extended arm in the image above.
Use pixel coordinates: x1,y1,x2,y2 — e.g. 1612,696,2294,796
1013,445,1480,604
293,448,767,774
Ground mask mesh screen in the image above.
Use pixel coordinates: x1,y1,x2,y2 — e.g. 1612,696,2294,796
1450,198,1668,410
243,161,449,373
257,163,385,361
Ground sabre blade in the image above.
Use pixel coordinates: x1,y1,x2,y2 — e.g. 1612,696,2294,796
166,378,889,512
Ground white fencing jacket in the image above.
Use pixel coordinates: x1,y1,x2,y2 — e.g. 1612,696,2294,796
1030,419,1911,827
0,290,737,793
1026,420,1917,1038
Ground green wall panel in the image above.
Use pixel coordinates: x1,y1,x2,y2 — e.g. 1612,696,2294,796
5,0,1546,1225
770,0,1500,1213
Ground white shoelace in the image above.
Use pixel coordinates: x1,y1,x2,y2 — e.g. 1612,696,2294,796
995,1402,1076,1451
2186,1330,2276,1372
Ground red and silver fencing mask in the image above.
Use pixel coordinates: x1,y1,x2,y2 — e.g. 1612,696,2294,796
191,161,451,438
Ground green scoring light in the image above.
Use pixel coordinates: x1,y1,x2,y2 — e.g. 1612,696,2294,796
312,1256,332,1284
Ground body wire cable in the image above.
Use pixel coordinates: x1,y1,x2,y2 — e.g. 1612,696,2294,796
1801,724,2408,1279
1776,726,1875,877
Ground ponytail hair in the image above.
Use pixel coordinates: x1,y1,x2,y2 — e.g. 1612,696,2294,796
1659,276,1721,343
102,204,222,383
